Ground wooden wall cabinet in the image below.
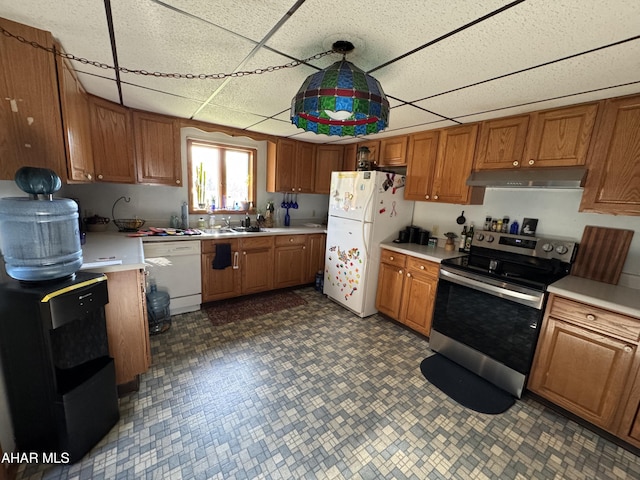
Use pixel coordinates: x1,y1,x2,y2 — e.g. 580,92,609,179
267,139,315,193
133,111,182,186
529,295,640,436
240,236,274,294
580,94,640,216
523,103,599,168
56,52,94,183
379,136,408,167
375,249,439,337
343,144,358,171
103,269,150,388
89,95,136,183
0,18,66,181
201,239,241,302
274,235,308,289
358,140,380,166
405,125,484,204
314,145,344,194
474,115,530,170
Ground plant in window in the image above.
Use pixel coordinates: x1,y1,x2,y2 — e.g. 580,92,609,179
195,163,206,209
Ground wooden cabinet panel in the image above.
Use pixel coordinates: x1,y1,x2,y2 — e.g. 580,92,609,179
474,115,530,170
315,145,343,194
580,94,640,215
375,250,407,319
296,142,316,193
267,139,315,193
103,269,150,386
306,233,326,284
524,103,598,168
56,52,94,183
379,136,408,166
343,144,358,171
405,131,439,201
89,95,136,183
0,18,66,180
133,111,181,186
274,239,307,289
529,315,635,430
241,237,274,294
399,266,438,336
358,140,380,166
432,124,481,204
201,239,241,302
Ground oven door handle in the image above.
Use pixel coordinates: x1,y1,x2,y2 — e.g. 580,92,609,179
439,268,545,310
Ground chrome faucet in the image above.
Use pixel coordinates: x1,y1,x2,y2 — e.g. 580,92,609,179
224,216,231,228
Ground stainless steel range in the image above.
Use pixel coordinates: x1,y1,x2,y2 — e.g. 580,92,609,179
430,232,578,398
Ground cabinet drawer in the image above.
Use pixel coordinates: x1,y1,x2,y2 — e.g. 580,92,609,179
201,238,238,254
275,235,306,246
241,236,274,249
549,295,640,342
380,249,406,268
406,256,439,277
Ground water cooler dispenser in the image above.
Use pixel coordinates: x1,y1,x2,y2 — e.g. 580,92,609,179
0,272,120,462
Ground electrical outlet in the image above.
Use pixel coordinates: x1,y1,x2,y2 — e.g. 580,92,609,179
432,225,439,236
312,209,316,217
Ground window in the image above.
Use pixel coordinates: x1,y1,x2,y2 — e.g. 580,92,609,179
187,139,256,213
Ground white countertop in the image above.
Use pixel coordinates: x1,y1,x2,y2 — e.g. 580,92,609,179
140,226,327,242
79,232,145,273
548,275,640,318
380,242,467,263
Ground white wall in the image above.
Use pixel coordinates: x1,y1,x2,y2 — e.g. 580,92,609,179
412,188,640,287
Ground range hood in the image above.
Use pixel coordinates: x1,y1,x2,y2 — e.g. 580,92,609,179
466,166,587,189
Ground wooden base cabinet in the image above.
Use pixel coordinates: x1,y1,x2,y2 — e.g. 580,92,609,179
529,294,640,440
306,233,326,284
274,235,308,289
240,237,274,294
103,269,150,387
375,249,439,337
201,239,241,302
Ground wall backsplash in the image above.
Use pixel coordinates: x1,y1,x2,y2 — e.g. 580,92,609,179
412,188,640,287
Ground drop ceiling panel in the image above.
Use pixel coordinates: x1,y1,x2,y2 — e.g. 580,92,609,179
375,0,640,102
120,84,206,118
159,0,296,41
416,40,640,119
265,0,513,71
191,102,268,129
76,72,121,104
108,0,257,101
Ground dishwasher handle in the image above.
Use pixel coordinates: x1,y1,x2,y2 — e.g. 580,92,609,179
233,251,239,270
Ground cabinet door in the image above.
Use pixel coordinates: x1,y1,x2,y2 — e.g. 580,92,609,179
103,269,150,386
343,144,358,171
529,316,636,430
57,54,94,183
474,115,529,170
241,237,274,294
134,111,181,186
201,240,241,301
379,136,408,166
524,103,598,168
375,262,405,319
295,142,316,193
0,18,66,180
405,130,439,201
315,145,343,194
432,124,480,204
358,140,380,166
274,236,307,288
90,95,136,183
399,258,439,336
306,233,326,283
267,138,295,192
580,95,640,215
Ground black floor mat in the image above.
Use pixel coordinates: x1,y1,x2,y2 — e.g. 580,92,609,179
420,354,515,414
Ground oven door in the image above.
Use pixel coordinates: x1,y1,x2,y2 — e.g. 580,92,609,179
430,267,547,397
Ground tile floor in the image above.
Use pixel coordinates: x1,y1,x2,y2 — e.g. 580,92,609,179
15,287,640,479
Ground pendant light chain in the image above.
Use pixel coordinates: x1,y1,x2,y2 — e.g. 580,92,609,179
0,25,335,79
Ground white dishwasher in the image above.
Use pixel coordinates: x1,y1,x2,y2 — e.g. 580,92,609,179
143,240,202,315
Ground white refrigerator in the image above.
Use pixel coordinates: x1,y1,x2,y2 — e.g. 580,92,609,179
323,171,414,317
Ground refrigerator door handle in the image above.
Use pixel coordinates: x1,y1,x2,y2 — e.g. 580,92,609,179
362,185,375,258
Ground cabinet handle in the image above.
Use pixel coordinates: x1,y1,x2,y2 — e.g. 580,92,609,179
528,159,535,165
624,346,633,353
176,179,181,184
97,174,104,180
298,188,302,192
513,161,519,166
243,251,247,255
389,256,394,260
406,273,411,277
289,238,294,242
302,246,306,250
586,314,596,321
425,195,430,200
419,265,425,270
233,251,239,269
86,173,93,180
433,195,439,200
398,270,403,275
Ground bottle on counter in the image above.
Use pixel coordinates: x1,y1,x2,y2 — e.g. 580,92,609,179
484,216,492,231
459,225,467,252
464,223,474,252
502,216,510,233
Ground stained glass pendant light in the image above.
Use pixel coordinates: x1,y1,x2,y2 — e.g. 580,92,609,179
291,41,390,136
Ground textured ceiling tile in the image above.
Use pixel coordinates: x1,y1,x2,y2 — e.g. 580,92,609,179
75,72,121,104
416,40,640,119
159,0,296,41
246,118,301,138
120,84,205,118
192,102,267,129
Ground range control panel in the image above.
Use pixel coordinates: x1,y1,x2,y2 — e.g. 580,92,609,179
473,232,578,263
